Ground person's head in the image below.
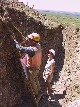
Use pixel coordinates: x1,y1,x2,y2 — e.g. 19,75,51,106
26,33,40,44
47,49,55,58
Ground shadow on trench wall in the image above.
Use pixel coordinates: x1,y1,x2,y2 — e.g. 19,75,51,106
54,45,65,82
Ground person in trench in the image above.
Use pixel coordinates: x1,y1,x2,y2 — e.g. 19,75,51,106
43,49,55,94
13,33,43,101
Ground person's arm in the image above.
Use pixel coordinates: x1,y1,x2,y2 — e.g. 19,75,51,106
49,62,55,76
13,39,35,57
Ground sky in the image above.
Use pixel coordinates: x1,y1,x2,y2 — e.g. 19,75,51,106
18,0,80,12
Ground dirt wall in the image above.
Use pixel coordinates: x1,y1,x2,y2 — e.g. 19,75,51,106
0,20,26,107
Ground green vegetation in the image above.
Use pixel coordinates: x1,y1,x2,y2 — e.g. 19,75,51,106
40,11,80,26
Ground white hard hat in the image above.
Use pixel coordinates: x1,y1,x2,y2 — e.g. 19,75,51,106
49,49,55,56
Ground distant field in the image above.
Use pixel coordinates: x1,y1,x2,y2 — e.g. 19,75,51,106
40,11,80,27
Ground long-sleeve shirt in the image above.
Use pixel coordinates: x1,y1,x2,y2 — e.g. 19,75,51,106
13,39,35,57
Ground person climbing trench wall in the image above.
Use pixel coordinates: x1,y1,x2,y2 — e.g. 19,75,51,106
13,36,42,106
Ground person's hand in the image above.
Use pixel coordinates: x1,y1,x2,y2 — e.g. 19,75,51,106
10,35,16,41
12,35,16,39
